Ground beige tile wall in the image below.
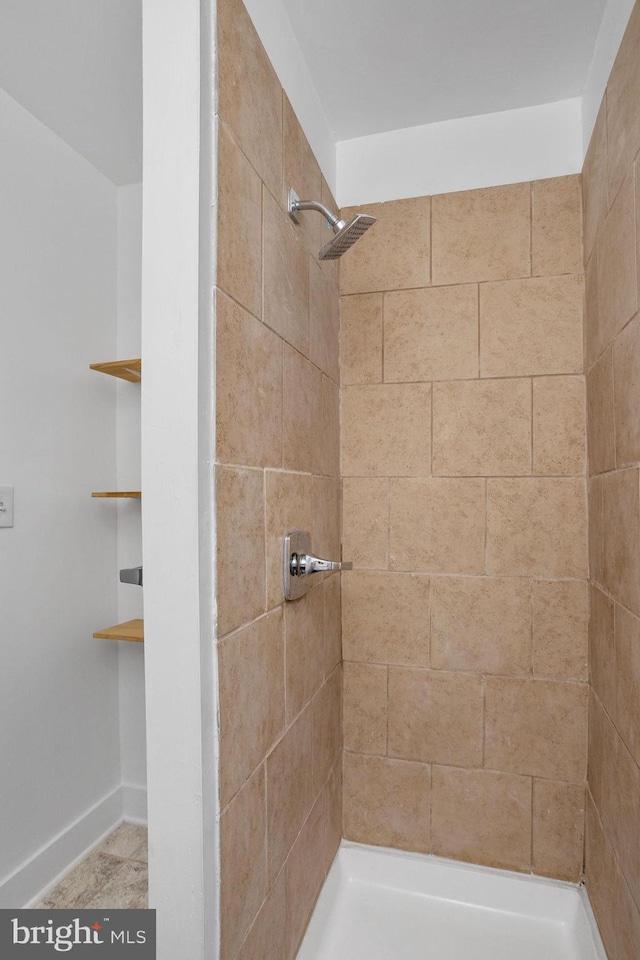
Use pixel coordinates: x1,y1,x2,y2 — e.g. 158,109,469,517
215,1,341,958
583,3,640,956
214,3,640,955
340,172,589,881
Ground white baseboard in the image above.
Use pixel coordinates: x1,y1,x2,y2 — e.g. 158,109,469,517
0,783,147,908
121,783,147,824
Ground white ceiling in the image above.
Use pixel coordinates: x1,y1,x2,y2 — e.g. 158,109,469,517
281,0,609,140
0,0,611,184
0,0,142,185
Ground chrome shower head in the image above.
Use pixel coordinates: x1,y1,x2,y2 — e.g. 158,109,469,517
288,188,376,260
318,213,376,260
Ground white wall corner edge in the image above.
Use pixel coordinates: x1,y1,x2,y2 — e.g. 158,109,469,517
0,787,126,909
336,98,583,208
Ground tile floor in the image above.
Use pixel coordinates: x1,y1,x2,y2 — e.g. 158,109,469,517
37,822,148,909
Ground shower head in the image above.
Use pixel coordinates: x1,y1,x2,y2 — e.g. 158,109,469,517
288,188,376,260
318,213,376,260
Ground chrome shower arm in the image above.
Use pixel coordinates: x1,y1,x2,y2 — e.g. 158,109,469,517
287,186,376,259
294,200,345,231
288,188,345,233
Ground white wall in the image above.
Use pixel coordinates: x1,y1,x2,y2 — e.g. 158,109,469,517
337,98,583,207
244,0,635,206
0,88,122,905
115,183,146,818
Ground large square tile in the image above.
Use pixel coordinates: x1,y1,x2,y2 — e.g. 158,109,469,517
433,378,531,476
343,753,431,854
216,465,266,636
432,183,530,285
384,285,478,383
431,576,530,675
431,766,532,872
216,290,282,468
485,677,588,781
480,276,583,378
387,667,484,767
342,571,429,667
390,478,486,574
340,293,383,385
219,609,285,805
486,478,588,578
340,196,431,295
342,383,431,477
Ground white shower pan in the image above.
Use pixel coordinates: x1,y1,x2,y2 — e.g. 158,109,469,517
297,843,607,960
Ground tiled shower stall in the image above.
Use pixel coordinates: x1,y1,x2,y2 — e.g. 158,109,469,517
213,0,640,957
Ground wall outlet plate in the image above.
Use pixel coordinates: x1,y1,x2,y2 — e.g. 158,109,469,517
0,485,14,527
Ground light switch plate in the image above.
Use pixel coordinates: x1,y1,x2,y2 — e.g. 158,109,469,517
0,486,14,527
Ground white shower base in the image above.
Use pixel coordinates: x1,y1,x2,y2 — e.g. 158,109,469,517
297,843,607,960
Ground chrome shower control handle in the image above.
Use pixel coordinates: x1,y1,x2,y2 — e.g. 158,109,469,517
283,530,353,601
292,552,353,576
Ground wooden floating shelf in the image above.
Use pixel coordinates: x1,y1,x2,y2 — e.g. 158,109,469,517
90,359,141,382
93,619,144,643
92,491,141,499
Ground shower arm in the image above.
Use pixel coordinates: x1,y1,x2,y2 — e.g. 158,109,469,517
287,189,346,233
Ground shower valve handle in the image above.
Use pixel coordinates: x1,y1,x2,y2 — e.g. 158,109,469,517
290,552,353,576
283,530,352,601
